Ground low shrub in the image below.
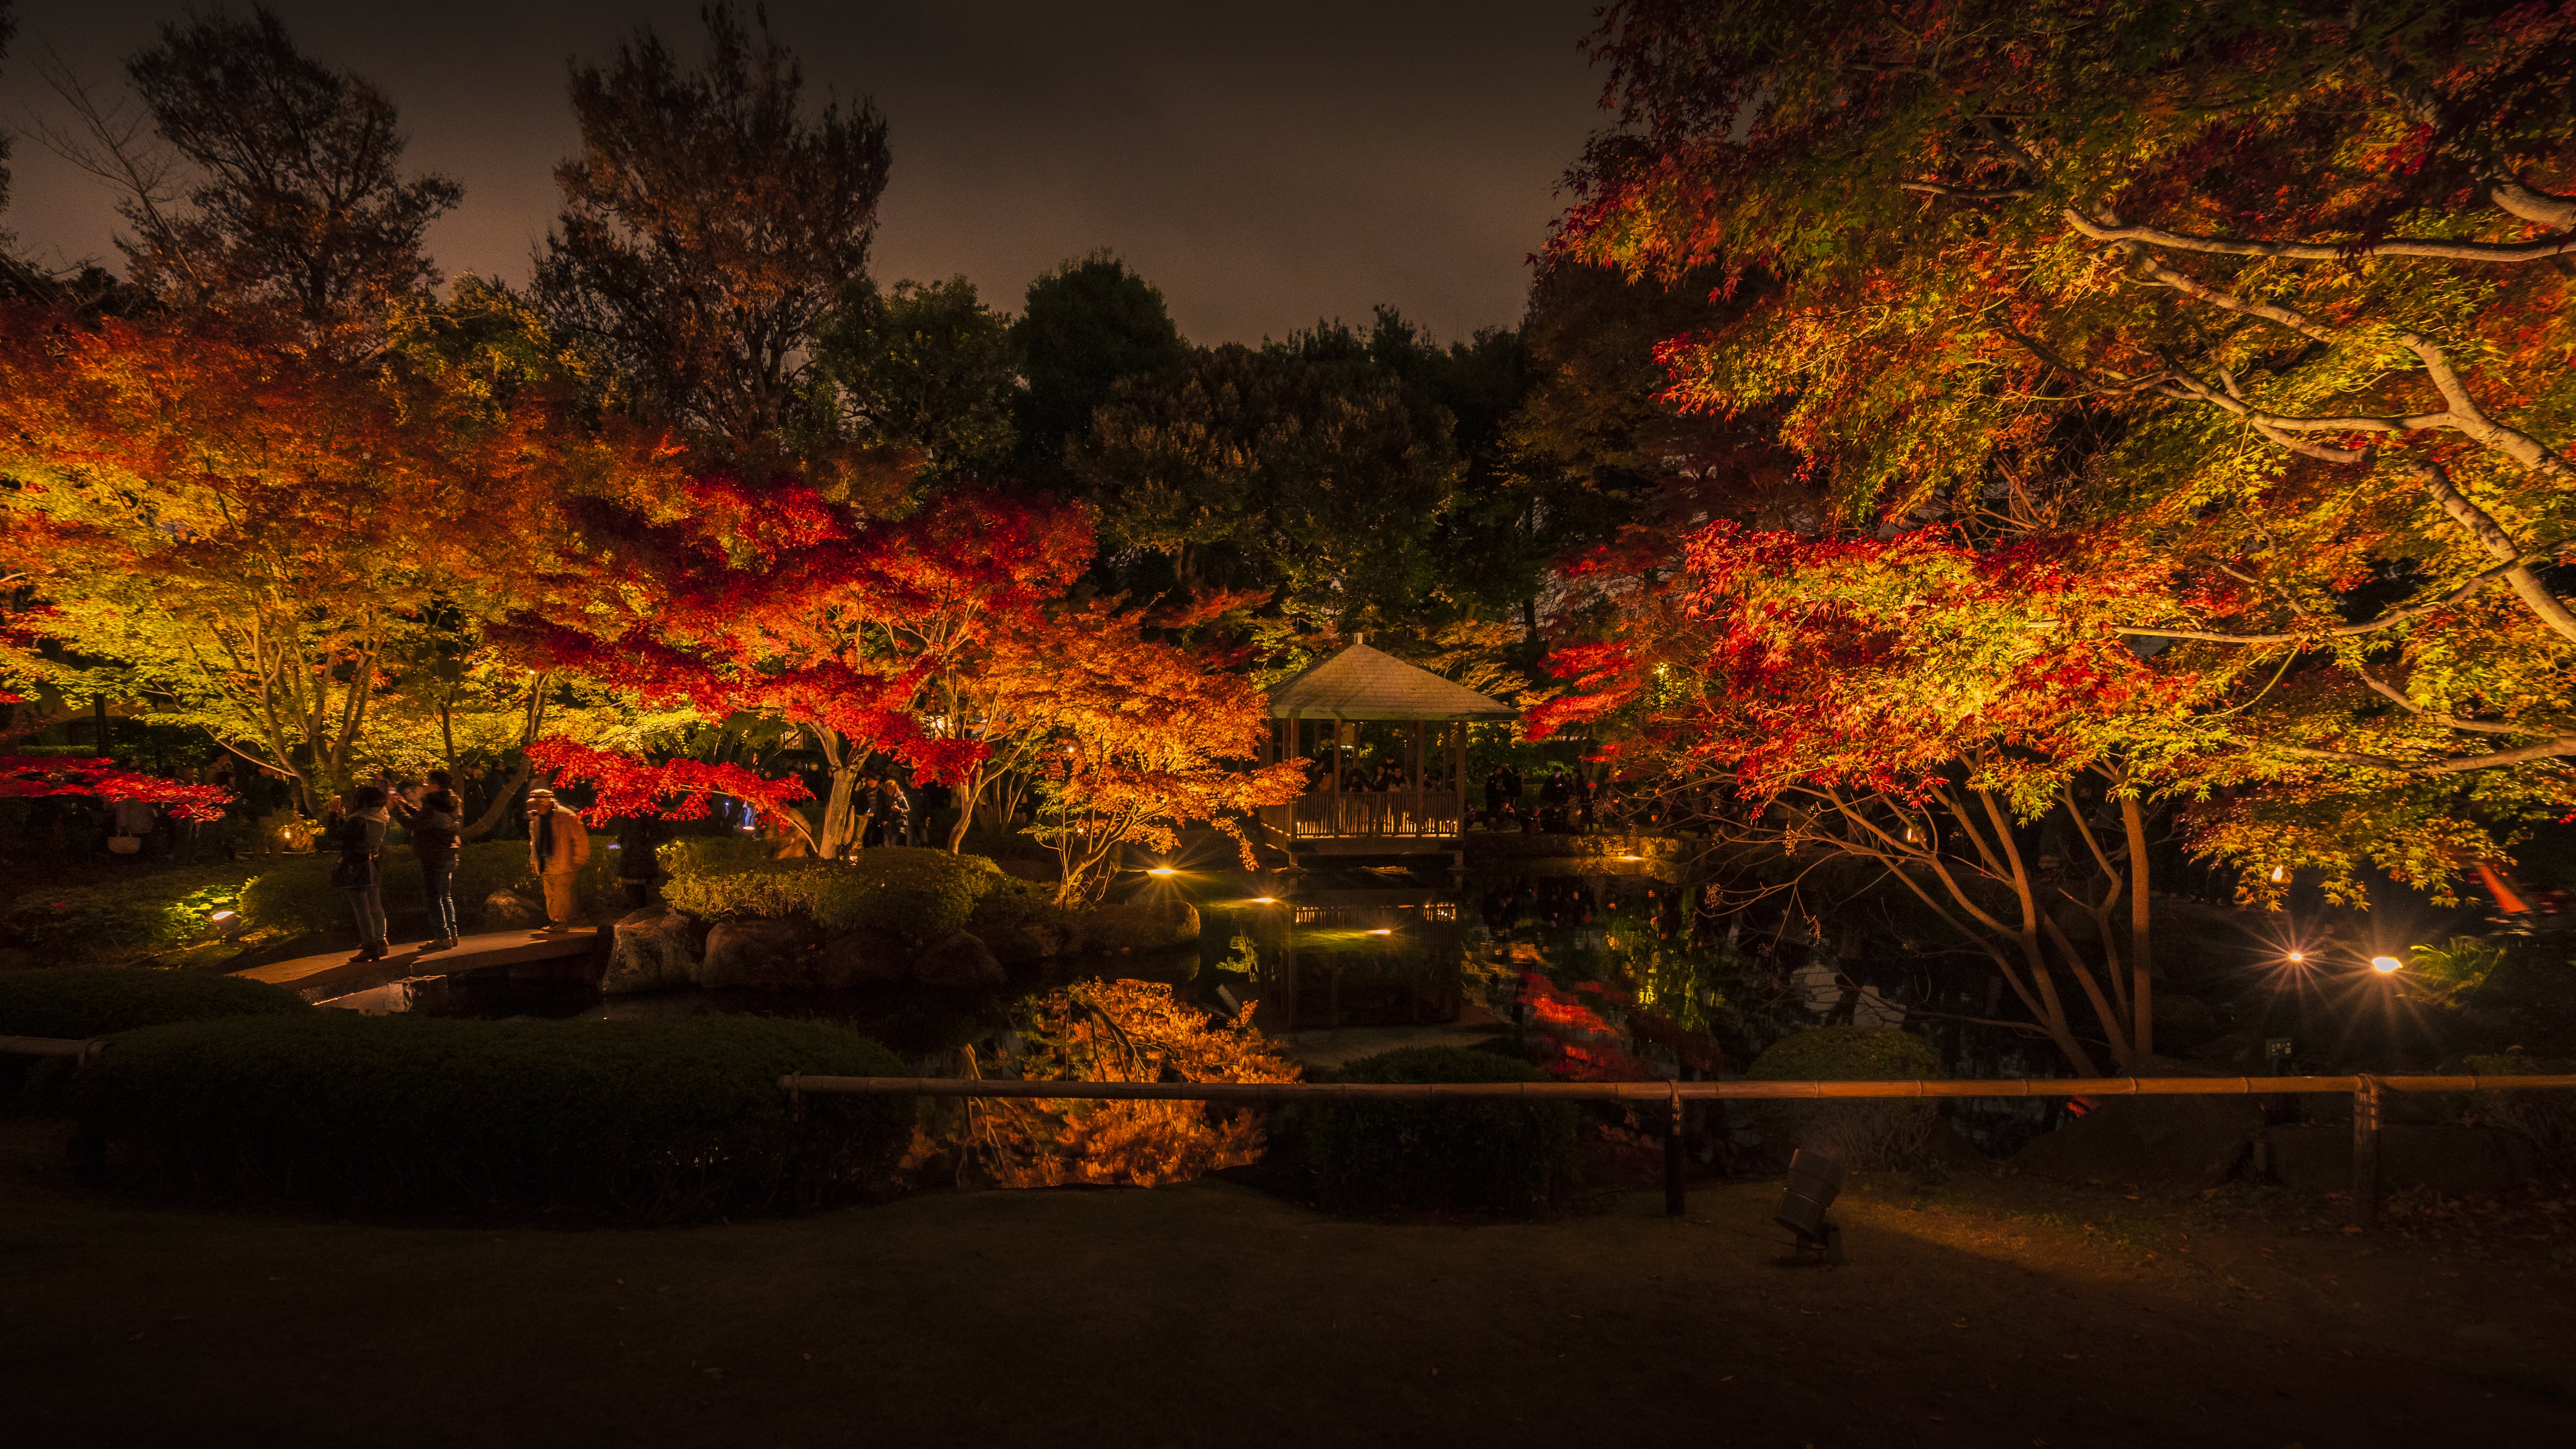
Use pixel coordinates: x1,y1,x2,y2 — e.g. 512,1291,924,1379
2,863,263,961
1305,1046,1577,1214
239,841,617,936
0,967,308,1108
662,845,1005,944
77,1014,911,1221
1744,1026,1945,1169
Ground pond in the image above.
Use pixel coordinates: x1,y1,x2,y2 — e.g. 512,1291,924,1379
320,849,2064,1150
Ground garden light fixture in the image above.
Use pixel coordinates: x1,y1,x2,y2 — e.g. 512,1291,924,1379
2369,956,2403,974
1774,1147,1847,1265
1145,866,1178,877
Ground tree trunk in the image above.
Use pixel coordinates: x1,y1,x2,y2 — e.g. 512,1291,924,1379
2121,795,2154,1062
460,756,531,842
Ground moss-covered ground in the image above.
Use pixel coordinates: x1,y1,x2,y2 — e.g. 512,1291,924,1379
1,1119,2569,1447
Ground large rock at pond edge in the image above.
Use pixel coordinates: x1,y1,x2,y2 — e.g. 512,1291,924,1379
697,919,816,990
2266,1123,2537,1196
601,906,700,995
816,929,911,989
980,916,1084,968
1082,900,1200,952
478,890,542,931
2011,1094,2263,1193
913,931,1004,989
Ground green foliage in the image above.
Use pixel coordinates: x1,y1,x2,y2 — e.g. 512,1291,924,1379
2,863,263,960
961,869,1073,940
237,840,584,936
1072,323,1464,633
1746,1027,1945,1169
661,844,1005,944
0,966,310,1039
2412,937,2508,1000
1305,1046,1577,1215
1013,248,1188,480
819,274,1018,480
78,1014,910,1221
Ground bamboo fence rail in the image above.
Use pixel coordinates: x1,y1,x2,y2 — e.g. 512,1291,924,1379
783,1072,2576,1229
9,1033,2569,1232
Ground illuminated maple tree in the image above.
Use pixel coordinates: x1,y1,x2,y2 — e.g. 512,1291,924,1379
0,292,669,816
1559,0,2576,910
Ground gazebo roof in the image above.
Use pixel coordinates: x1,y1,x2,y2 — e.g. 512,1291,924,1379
1264,641,1518,722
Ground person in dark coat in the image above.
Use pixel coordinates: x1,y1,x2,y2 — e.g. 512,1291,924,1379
392,769,463,949
335,784,391,962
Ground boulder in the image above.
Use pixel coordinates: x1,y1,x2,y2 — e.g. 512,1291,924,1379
2266,1123,2538,1196
698,919,815,990
478,890,541,931
601,906,701,996
1083,900,1200,952
816,929,912,989
913,930,1004,989
980,916,1084,969
2011,1094,2263,1193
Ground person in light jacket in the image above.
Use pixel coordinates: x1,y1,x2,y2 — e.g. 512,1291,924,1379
525,787,591,936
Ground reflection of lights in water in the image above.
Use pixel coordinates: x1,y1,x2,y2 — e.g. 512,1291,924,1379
2370,956,2403,974
1616,854,1642,862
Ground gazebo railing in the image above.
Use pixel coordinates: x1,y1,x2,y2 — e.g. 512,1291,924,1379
1261,785,1464,840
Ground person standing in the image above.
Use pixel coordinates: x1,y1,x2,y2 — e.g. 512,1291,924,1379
334,784,391,962
396,769,463,950
873,773,912,848
524,787,590,936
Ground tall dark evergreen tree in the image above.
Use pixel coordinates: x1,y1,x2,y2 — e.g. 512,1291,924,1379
1013,249,1188,486
118,5,459,345
535,3,890,456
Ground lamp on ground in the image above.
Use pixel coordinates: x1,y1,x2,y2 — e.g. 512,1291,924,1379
1774,1146,1847,1265
2369,955,2403,975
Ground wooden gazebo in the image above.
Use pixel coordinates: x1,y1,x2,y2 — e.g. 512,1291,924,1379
1255,640,1517,857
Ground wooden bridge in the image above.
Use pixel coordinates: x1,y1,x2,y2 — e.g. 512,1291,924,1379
230,927,602,1004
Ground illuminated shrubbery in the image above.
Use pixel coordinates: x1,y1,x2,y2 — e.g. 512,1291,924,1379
950,979,1300,1188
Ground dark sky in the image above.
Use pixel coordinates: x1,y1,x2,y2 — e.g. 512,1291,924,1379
0,0,1609,343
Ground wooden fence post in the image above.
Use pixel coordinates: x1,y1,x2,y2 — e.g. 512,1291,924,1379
2351,1073,2381,1232
1664,1081,1685,1218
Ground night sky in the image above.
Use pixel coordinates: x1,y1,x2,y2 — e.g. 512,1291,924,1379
0,0,1607,343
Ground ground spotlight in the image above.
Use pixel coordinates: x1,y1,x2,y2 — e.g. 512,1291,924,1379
1251,896,1279,904
1368,928,1393,936
1775,1147,1846,1265
2369,955,2403,974
1145,866,1178,877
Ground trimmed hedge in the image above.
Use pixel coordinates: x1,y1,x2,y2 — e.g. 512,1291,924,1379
239,840,621,936
0,967,310,1038
1745,1026,1946,1169
77,1014,911,1221
1,967,308,1109
1306,1046,1577,1215
661,845,1006,945
2,863,262,960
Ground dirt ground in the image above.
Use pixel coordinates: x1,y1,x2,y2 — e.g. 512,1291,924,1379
1,1118,2569,1449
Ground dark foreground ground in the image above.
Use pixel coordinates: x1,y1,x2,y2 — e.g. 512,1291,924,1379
1,1120,2570,1449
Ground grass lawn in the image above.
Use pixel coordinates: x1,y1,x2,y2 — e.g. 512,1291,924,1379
2,1118,2570,1448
